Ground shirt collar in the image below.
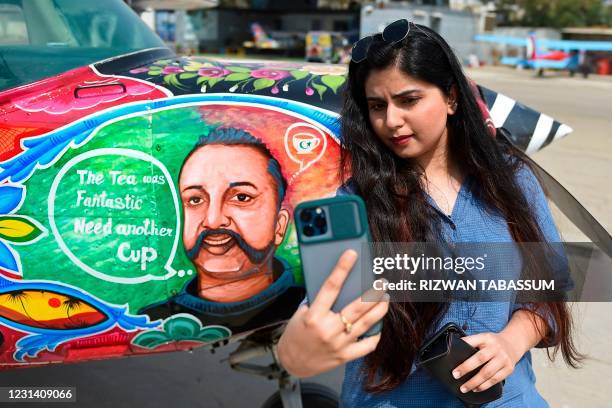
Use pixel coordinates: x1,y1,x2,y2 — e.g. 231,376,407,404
425,175,474,220
175,257,295,317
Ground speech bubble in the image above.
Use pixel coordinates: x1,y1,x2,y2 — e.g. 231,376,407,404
48,148,181,284
284,122,327,171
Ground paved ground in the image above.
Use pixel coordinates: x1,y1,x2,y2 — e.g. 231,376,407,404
0,66,609,408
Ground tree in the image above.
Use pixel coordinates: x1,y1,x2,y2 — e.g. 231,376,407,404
495,0,611,28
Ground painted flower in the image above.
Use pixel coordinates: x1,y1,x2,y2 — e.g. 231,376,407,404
162,66,184,74
184,61,214,71
301,64,347,76
129,67,149,74
0,185,45,277
198,67,231,77
250,69,290,80
305,87,314,96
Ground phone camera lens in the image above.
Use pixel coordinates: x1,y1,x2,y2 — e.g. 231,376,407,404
303,225,315,237
314,215,327,228
300,209,312,223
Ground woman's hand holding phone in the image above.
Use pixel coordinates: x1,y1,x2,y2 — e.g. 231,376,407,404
277,250,390,378
453,309,547,393
452,332,518,394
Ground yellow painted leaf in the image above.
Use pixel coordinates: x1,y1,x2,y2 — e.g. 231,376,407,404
0,219,34,238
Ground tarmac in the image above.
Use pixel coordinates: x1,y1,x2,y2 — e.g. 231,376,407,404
0,66,610,408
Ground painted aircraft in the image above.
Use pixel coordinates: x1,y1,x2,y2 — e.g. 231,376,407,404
243,22,306,57
1,1,610,406
475,32,612,77
243,22,282,50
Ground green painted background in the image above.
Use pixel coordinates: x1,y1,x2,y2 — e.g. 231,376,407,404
16,107,302,313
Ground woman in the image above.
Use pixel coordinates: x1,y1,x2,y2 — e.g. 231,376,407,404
277,21,580,407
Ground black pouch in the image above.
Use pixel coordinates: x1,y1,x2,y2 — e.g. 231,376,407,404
417,323,503,408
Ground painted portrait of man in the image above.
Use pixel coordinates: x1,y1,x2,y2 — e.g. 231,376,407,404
140,127,303,329
179,126,290,302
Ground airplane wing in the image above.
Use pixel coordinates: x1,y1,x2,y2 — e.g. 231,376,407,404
529,59,576,70
500,56,528,66
0,50,576,367
474,34,528,47
476,35,612,52
0,0,589,371
540,38,612,52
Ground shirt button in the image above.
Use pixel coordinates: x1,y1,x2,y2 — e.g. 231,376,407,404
462,323,468,331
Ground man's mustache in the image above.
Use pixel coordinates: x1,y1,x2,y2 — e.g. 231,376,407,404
185,228,275,265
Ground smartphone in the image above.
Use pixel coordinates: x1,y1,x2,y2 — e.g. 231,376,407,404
418,323,472,366
295,195,382,337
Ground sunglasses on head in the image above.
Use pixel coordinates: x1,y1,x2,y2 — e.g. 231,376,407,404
351,19,411,63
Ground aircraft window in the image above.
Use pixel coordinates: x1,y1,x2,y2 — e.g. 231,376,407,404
0,0,166,92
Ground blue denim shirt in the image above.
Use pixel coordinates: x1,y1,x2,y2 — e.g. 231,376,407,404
340,165,560,408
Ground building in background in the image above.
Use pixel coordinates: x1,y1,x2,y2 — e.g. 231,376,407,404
129,0,495,61
129,0,218,53
360,2,487,63
188,0,361,55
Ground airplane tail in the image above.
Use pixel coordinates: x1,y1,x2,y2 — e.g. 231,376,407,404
250,22,280,49
251,23,272,44
527,32,538,59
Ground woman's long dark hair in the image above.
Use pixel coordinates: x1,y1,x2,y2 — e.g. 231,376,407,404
340,23,582,393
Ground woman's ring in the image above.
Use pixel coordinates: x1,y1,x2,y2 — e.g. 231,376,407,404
339,313,353,334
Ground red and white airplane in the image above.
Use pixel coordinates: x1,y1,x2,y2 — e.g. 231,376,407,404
475,32,612,77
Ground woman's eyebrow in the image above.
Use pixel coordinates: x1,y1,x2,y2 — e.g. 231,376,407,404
366,89,421,102
392,89,421,98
